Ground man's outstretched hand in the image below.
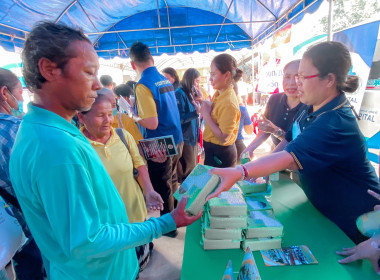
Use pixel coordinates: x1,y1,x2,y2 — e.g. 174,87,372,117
171,196,202,228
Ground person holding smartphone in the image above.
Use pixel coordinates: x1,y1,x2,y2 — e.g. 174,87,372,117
200,54,242,168
175,68,201,183
242,60,305,159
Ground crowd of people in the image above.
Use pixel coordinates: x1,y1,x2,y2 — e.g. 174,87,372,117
0,21,379,279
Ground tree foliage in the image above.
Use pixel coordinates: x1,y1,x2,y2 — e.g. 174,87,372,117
320,0,380,33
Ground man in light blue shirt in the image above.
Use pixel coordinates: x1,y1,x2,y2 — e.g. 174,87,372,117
9,22,201,280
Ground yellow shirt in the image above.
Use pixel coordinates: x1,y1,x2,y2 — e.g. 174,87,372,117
112,113,143,145
203,85,241,146
135,84,158,119
81,127,147,223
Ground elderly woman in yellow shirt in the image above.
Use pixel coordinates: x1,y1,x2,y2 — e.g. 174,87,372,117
77,93,163,270
200,53,242,167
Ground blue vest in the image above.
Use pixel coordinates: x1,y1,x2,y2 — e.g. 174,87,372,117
137,67,183,145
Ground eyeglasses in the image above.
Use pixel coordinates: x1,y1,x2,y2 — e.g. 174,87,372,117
295,74,319,84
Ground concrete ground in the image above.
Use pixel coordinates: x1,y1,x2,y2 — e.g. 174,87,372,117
139,211,186,280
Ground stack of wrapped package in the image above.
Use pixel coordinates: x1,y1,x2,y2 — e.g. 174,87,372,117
242,195,283,251
174,164,220,216
201,190,247,250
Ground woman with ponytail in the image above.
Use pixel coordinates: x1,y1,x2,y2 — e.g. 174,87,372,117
200,53,241,167
207,42,379,245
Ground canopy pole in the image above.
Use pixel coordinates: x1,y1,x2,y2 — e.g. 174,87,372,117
0,23,28,34
55,0,77,23
256,0,277,20
86,20,274,36
156,0,161,28
113,27,128,49
95,38,253,52
215,0,234,42
0,31,25,41
77,1,98,32
251,42,256,105
327,0,333,41
252,0,319,49
163,0,173,48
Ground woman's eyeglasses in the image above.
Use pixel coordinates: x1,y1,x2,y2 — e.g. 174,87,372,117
295,74,319,83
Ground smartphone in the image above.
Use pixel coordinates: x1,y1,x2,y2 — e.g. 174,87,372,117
192,85,200,97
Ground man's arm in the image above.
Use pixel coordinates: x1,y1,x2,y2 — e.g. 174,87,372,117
36,163,178,259
135,84,158,130
137,117,158,130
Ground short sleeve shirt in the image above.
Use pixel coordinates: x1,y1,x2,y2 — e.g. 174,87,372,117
284,93,379,242
264,93,306,145
82,127,147,223
113,113,143,145
203,85,241,146
237,105,252,140
135,84,158,119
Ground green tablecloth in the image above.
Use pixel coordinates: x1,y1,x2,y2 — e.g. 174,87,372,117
181,178,377,279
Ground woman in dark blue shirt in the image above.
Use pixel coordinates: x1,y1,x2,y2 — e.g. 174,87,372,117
208,41,379,245
175,68,201,183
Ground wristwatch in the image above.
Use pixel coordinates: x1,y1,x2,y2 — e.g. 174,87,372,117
273,128,284,138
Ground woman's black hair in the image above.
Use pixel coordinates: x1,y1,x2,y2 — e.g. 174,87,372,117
180,68,200,102
162,67,180,90
114,84,133,98
212,53,243,83
0,68,20,92
303,41,358,93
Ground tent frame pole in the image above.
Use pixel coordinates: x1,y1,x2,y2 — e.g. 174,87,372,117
95,38,253,53
252,0,319,46
163,0,173,47
327,0,333,41
86,20,274,36
55,0,77,23
0,23,28,35
156,0,161,28
215,0,234,42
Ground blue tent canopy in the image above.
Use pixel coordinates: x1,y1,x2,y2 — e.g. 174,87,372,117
0,0,322,58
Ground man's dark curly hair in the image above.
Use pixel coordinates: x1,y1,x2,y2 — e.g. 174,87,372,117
22,21,91,91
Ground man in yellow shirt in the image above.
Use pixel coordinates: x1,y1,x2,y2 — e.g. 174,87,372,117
130,42,183,237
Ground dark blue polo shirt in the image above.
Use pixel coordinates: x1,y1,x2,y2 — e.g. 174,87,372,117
264,93,306,145
285,93,379,243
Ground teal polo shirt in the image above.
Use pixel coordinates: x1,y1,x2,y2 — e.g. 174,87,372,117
285,93,379,243
9,103,176,280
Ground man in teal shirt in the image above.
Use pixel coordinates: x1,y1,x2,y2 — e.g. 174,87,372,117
9,22,201,280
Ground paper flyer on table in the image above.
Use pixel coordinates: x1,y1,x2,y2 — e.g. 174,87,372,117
261,245,318,266
139,135,178,160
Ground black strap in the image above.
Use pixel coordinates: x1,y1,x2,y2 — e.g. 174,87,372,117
0,187,21,211
116,128,139,179
116,128,132,156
